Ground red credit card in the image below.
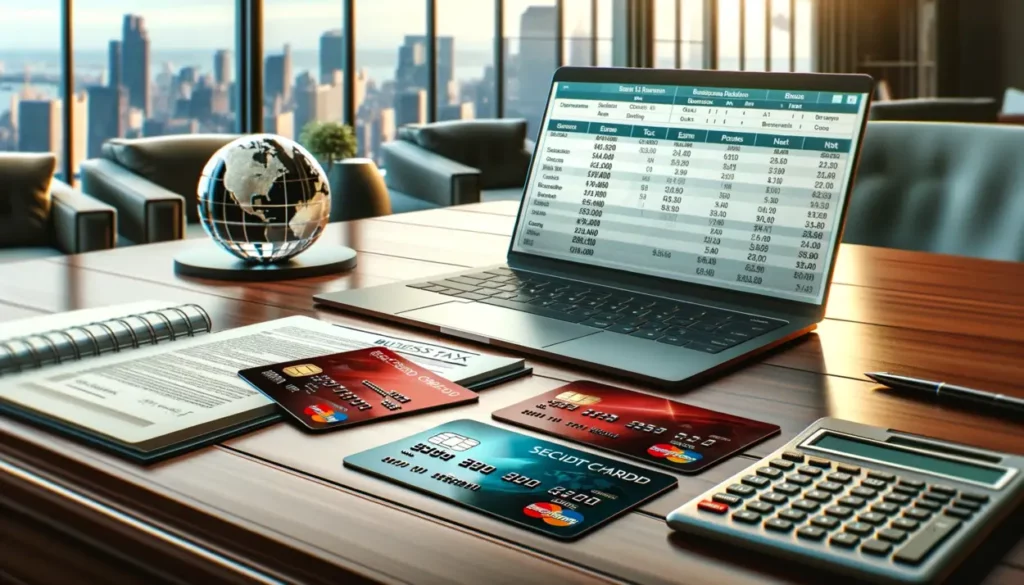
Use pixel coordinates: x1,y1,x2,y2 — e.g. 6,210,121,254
492,381,779,473
239,347,478,432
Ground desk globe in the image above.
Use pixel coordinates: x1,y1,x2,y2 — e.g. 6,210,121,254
174,134,357,280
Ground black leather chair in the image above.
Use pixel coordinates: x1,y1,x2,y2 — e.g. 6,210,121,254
80,134,240,245
0,153,116,263
81,134,412,245
382,119,533,207
868,98,999,123
845,121,1024,262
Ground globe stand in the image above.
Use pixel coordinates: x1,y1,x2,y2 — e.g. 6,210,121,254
173,243,357,281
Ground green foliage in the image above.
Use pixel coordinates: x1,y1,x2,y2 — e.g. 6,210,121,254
299,121,358,168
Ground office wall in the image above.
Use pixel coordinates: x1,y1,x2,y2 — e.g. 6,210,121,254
1001,0,1024,94
936,0,1004,99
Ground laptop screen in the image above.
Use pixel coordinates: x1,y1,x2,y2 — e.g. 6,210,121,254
511,80,870,305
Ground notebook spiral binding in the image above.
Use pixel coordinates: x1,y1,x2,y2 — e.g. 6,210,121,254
0,304,212,376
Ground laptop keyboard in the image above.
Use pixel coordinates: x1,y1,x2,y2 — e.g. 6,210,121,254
406,267,788,354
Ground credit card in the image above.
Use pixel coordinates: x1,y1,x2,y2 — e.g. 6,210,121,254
492,381,780,473
238,347,477,432
344,419,677,540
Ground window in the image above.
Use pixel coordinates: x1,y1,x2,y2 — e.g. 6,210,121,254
651,0,707,70
681,0,706,68
563,0,595,68
263,0,343,144
355,0,426,162
437,0,495,121
596,0,615,66
743,0,767,71
73,0,238,170
0,1,65,178
717,0,741,70
503,0,556,138
795,0,813,72
653,0,678,69
770,0,792,72
713,0,812,72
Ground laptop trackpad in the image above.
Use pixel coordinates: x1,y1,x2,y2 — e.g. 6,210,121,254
400,302,597,347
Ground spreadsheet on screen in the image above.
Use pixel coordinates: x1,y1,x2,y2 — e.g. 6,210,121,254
512,81,869,304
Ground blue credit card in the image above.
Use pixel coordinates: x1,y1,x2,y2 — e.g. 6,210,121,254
344,419,678,539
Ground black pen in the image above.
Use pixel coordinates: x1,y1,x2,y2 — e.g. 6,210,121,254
866,372,1024,416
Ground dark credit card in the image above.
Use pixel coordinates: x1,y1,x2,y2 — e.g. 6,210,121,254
238,347,478,432
344,419,677,540
492,381,780,473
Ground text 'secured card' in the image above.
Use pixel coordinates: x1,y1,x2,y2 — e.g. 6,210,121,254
238,347,477,432
492,381,779,473
344,419,677,539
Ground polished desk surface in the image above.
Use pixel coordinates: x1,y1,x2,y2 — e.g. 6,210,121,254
1,201,1022,585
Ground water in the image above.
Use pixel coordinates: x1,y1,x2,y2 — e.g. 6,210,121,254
0,47,494,119
0,48,813,121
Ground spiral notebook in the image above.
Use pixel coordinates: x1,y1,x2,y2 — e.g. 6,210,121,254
0,302,527,463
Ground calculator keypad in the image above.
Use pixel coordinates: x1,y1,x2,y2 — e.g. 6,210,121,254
788,474,813,486
699,454,991,565
769,458,795,471
713,493,741,506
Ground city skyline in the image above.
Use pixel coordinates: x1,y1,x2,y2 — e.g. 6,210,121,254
0,1,814,175
0,7,548,172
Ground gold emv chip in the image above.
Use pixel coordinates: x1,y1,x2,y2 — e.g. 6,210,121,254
555,391,602,405
283,364,323,377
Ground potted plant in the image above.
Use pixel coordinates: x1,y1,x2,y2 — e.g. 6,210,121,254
300,121,358,171
299,121,390,221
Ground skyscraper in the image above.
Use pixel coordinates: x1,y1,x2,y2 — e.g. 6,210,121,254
568,24,591,66
438,102,475,122
396,35,455,106
320,30,344,84
294,71,342,136
265,110,295,141
17,100,60,160
122,14,151,116
190,77,230,122
518,6,557,136
370,107,396,164
70,93,88,175
396,38,426,91
108,40,122,88
214,49,233,86
178,66,199,86
265,44,293,105
86,85,127,158
436,36,455,106
353,68,368,116
395,89,427,127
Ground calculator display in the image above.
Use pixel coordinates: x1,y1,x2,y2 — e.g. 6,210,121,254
811,433,1007,486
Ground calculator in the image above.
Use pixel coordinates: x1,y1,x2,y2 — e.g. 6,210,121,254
666,418,1024,584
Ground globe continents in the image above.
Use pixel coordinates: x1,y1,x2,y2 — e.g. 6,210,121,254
197,134,331,263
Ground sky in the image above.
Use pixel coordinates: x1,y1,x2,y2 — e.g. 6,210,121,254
0,0,807,57
0,0,510,51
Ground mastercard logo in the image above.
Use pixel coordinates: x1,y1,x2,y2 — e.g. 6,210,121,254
304,403,347,424
647,443,703,464
523,502,584,527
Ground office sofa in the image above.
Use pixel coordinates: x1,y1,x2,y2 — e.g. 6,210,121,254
382,119,533,207
0,153,117,263
81,134,442,245
79,134,239,245
845,121,1024,262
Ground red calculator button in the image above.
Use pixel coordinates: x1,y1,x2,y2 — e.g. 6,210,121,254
698,500,729,514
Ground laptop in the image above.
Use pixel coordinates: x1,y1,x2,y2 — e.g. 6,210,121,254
316,67,874,386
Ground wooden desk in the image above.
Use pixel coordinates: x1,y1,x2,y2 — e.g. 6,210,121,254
1,202,1022,585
